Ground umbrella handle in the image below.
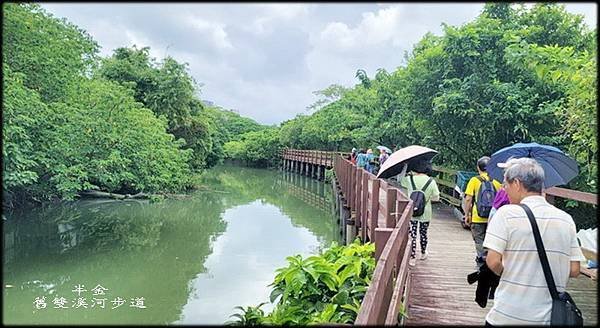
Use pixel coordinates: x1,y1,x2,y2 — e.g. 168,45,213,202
397,163,408,180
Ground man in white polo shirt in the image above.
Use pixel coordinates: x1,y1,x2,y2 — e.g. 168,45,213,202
482,157,585,326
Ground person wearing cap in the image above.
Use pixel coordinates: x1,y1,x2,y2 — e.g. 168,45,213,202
482,157,585,325
463,156,502,267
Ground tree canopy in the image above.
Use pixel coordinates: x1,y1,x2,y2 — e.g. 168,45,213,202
276,3,596,196
2,3,265,205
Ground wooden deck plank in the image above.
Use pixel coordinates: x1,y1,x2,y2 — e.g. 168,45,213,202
405,203,598,326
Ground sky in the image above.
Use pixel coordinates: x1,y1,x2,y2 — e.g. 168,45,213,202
41,2,597,125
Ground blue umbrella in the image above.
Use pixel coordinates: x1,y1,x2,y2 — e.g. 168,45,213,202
487,142,578,188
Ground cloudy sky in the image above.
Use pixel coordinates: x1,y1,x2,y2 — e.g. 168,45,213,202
41,3,597,125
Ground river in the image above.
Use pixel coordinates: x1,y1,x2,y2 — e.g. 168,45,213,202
3,165,339,324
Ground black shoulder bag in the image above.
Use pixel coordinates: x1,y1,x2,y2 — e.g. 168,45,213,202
520,204,584,326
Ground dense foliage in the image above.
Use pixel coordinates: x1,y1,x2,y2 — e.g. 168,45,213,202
278,4,596,183
200,106,266,167
274,3,596,226
228,240,375,325
98,46,213,170
222,127,282,167
2,3,265,206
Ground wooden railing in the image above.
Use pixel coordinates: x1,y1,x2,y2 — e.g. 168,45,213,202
281,149,350,168
284,149,596,324
333,154,414,325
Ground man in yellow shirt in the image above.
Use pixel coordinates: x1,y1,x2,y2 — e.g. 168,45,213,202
464,156,502,267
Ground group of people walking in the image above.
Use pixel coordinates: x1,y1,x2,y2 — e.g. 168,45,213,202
348,148,586,326
348,147,389,175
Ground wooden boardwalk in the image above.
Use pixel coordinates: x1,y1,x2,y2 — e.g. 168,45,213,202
406,203,598,325
282,149,597,325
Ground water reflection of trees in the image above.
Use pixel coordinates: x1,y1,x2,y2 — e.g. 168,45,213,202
3,193,228,324
3,166,338,324
204,166,339,246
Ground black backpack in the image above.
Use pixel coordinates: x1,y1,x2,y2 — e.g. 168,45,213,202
475,176,497,218
410,175,433,217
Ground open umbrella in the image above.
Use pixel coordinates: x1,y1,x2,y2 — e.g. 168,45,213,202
376,145,392,154
377,145,438,179
487,142,578,188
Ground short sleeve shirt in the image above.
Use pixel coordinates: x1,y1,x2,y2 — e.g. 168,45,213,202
465,172,502,223
399,174,440,222
482,195,586,325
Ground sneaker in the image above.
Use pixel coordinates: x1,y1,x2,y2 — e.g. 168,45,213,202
419,250,428,260
409,257,416,266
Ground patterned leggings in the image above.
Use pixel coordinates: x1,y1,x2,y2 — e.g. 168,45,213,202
410,220,430,259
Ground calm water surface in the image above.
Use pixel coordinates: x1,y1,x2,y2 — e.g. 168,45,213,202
3,166,338,324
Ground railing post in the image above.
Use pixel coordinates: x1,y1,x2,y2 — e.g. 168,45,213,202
370,179,380,243
346,162,351,208
375,227,393,261
385,188,397,228
361,172,369,242
355,168,363,226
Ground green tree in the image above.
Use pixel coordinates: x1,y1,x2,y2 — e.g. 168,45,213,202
99,46,212,170
223,128,282,167
200,106,266,167
34,78,192,199
2,66,48,193
505,39,597,192
306,84,350,112
2,3,98,102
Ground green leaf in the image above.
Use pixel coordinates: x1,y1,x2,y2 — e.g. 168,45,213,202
269,287,283,304
331,289,349,305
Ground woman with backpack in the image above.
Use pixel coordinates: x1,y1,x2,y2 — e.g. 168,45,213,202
399,158,440,266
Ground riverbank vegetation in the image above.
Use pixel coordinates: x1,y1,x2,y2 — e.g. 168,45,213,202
3,3,266,208
228,240,375,325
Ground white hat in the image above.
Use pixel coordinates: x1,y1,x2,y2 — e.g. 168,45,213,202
497,156,518,168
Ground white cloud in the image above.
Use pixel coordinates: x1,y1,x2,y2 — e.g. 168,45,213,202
39,3,597,125
248,3,310,36
317,6,404,50
183,16,234,50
